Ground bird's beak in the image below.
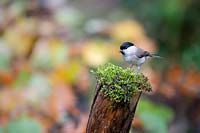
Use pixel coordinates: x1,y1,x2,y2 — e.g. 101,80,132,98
119,50,125,55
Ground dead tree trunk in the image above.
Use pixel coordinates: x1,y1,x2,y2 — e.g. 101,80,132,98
86,83,142,133
86,63,151,133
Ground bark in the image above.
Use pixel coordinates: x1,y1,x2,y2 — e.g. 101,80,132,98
86,83,142,133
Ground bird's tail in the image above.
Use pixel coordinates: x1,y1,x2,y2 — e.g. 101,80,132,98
150,54,163,58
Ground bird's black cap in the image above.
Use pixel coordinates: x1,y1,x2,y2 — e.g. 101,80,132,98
120,42,134,50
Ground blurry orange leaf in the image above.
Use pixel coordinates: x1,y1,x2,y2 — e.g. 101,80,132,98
0,70,13,85
132,116,142,129
166,65,182,85
178,69,200,97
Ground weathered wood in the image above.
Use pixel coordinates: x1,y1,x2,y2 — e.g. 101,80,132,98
86,83,142,133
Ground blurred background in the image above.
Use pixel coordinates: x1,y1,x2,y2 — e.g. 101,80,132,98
0,0,200,133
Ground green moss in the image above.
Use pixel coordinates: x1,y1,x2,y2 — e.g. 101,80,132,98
91,63,152,103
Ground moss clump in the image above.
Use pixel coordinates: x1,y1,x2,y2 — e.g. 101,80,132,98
91,63,152,103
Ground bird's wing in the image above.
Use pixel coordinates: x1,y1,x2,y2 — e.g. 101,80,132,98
135,48,151,58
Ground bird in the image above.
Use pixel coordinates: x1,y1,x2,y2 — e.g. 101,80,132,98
120,42,161,73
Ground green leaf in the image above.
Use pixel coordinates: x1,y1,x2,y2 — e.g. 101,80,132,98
181,43,200,71
140,112,167,133
137,98,173,133
0,42,11,70
12,69,31,88
0,126,4,133
4,116,42,133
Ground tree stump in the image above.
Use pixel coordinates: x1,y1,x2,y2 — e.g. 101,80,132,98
86,63,151,133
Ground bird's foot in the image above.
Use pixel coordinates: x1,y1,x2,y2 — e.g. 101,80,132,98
135,66,141,74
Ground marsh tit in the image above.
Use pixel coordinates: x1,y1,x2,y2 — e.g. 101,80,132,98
120,42,161,72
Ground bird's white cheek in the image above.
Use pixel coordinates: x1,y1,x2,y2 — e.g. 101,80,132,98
124,46,136,55
124,56,133,62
